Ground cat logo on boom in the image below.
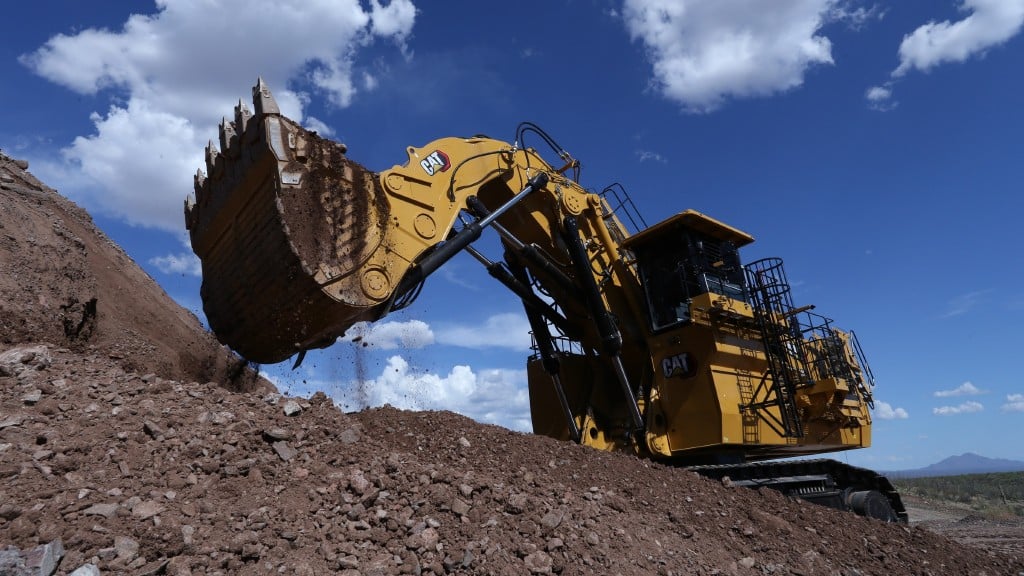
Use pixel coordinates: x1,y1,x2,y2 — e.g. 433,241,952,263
420,150,451,177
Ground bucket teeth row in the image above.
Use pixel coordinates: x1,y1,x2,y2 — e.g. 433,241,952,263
186,78,287,231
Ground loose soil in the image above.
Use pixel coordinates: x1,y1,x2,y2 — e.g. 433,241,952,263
0,153,267,392
2,151,1023,575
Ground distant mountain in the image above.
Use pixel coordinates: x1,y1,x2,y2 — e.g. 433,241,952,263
887,452,1024,478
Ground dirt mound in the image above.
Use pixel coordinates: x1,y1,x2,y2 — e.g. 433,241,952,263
0,152,267,392
1,344,1021,576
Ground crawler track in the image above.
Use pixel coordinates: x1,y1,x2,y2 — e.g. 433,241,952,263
691,458,908,522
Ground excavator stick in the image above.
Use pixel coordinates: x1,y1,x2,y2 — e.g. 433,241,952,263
185,79,391,364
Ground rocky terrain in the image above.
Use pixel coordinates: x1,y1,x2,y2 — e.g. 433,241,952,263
2,151,1023,575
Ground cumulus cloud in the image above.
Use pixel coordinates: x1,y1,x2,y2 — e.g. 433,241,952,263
893,0,1024,77
1002,393,1024,412
21,0,416,231
621,0,839,111
933,400,984,415
336,355,531,431
435,312,533,351
873,401,909,420
934,381,987,397
341,319,434,350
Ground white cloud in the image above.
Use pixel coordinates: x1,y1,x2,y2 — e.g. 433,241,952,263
369,0,417,46
1002,393,1024,412
150,232,203,276
934,381,987,397
60,99,202,229
303,116,335,137
865,83,898,111
335,355,531,431
435,312,532,351
874,401,909,420
865,85,891,101
828,4,886,30
21,0,416,231
941,289,990,318
361,71,380,92
342,319,434,350
340,314,532,351
621,0,839,111
150,252,201,277
933,400,984,415
893,0,1024,77
636,149,667,163
440,265,480,291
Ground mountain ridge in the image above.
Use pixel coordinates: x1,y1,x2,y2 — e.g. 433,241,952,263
886,452,1024,478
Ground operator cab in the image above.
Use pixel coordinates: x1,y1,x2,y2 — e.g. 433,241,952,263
622,210,755,332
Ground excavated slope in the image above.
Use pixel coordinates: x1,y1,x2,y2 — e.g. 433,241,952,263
1,152,1022,575
0,152,267,392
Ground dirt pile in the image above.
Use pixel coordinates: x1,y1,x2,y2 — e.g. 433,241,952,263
1,153,1023,575
1,344,1021,576
0,152,266,391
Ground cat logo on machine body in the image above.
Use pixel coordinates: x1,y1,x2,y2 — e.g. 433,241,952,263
420,150,451,177
661,352,697,379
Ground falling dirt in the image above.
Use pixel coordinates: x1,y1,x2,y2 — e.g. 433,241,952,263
352,340,371,411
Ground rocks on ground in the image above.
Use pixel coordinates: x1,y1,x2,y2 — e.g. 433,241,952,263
2,344,1023,575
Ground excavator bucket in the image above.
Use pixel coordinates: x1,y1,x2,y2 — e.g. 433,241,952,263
185,79,391,364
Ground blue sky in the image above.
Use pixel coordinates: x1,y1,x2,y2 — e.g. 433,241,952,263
3,0,1023,470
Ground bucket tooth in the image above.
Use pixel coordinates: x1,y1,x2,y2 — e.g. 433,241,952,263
184,195,195,231
194,168,206,198
252,77,280,117
220,117,239,158
205,140,224,180
234,100,252,140
204,141,216,173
